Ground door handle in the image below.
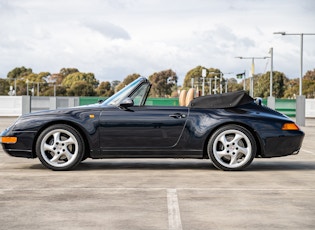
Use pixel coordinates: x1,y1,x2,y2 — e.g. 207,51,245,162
169,113,186,119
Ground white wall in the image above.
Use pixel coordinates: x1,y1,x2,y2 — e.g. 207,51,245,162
0,96,30,116
306,99,315,118
0,96,79,116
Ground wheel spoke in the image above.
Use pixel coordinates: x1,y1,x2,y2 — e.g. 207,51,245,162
53,132,61,143
63,149,74,161
219,134,228,145
216,150,229,158
237,146,249,155
229,154,238,165
50,153,61,163
231,133,243,143
62,136,76,146
43,143,55,152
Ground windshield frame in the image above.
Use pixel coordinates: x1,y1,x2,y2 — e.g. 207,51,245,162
101,77,150,106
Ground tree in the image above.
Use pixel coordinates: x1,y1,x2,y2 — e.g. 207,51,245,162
255,71,288,98
42,85,67,96
7,66,33,79
96,81,114,97
67,81,96,96
303,69,315,98
227,78,243,92
183,66,222,95
111,80,121,92
0,78,10,95
115,73,140,92
148,69,177,97
62,72,99,89
59,68,79,78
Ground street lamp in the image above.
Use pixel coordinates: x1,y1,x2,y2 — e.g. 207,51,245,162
274,32,315,126
235,56,269,97
26,79,29,96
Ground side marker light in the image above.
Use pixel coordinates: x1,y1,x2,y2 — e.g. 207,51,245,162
0,136,18,144
282,123,299,131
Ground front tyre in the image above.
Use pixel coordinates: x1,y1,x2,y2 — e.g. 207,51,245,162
208,125,256,171
36,124,85,171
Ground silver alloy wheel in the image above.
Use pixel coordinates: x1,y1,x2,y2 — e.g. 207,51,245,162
212,129,252,169
40,128,79,168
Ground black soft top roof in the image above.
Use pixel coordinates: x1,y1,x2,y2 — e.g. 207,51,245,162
189,90,254,109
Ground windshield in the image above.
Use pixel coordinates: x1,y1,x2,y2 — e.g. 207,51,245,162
101,77,149,106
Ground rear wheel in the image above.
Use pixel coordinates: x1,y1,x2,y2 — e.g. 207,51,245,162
208,125,256,171
36,124,85,171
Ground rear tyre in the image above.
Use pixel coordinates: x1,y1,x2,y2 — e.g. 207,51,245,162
207,125,256,171
36,124,85,171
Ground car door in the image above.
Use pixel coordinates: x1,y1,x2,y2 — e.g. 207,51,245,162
99,106,188,150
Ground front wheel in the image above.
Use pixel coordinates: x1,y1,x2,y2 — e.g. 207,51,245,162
36,124,85,171
207,125,256,171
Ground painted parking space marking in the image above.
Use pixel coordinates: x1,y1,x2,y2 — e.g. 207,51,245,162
167,189,183,230
302,149,315,155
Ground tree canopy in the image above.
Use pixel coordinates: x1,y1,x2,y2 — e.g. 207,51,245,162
1,66,315,98
115,73,141,92
148,69,177,97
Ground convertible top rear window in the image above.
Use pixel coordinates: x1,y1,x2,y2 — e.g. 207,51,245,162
189,90,254,109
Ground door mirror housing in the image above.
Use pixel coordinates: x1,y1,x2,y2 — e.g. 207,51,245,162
119,97,134,108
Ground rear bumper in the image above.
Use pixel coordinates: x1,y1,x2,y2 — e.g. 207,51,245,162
260,131,304,158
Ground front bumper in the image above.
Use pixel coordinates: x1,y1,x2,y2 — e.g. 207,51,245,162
1,128,37,158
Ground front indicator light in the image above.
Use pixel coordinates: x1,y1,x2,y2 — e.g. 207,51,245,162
282,123,299,131
0,136,17,144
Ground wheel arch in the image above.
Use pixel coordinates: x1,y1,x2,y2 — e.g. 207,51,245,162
202,121,262,159
31,120,91,158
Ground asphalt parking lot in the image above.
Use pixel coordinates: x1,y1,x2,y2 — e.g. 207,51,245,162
1,117,315,230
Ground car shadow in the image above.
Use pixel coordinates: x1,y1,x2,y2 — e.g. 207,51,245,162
247,160,315,171
28,159,315,171
76,159,214,171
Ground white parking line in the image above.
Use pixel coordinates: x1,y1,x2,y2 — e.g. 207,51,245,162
1,187,315,191
167,189,183,230
302,149,314,155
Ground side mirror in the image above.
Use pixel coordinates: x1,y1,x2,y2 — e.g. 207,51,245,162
119,97,134,108
255,97,262,106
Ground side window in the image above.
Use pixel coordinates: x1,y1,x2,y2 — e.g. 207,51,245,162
131,84,150,106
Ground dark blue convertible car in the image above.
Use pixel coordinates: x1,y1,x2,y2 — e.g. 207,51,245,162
0,77,304,171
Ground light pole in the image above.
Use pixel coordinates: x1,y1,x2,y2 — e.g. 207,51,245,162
274,32,315,126
202,69,207,96
267,47,275,109
235,56,269,97
26,80,29,96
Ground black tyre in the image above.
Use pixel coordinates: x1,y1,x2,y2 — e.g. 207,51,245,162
36,124,85,171
207,124,256,171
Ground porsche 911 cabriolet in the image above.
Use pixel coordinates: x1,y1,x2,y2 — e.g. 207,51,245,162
0,77,304,171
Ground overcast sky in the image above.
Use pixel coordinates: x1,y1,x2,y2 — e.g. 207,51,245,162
1,0,314,84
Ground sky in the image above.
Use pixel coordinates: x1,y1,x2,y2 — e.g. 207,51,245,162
0,0,315,85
